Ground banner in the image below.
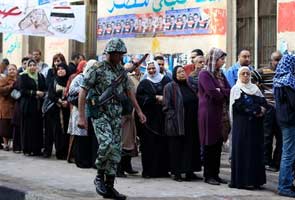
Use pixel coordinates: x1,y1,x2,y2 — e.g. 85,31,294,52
0,2,85,42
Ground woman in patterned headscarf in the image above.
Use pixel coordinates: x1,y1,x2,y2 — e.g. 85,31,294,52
198,48,231,185
274,55,295,198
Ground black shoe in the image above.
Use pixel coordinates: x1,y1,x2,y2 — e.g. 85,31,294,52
104,187,127,200
94,174,107,196
104,176,126,200
125,168,138,175
43,153,51,158
215,177,227,184
3,146,9,151
122,155,138,175
116,170,127,178
116,163,127,178
204,178,220,185
254,185,264,190
173,174,183,182
184,172,202,181
265,165,278,172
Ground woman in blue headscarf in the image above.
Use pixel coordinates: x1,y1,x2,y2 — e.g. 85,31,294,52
274,55,295,198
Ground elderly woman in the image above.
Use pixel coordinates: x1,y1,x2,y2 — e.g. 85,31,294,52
273,55,295,198
198,48,231,185
136,60,171,178
19,59,46,156
229,67,267,189
163,65,201,182
0,64,18,151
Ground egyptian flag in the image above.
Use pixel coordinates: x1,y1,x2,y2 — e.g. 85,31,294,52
50,6,75,18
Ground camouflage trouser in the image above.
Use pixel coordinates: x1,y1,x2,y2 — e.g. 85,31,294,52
92,116,122,176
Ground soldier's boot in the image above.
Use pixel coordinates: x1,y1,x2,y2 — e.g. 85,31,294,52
94,170,107,196
104,175,126,200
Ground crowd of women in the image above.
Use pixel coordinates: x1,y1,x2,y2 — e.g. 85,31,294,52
0,52,98,169
0,47,295,197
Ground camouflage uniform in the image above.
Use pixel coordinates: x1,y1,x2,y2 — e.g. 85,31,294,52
81,38,130,176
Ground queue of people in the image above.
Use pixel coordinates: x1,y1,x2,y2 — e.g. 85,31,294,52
0,41,293,198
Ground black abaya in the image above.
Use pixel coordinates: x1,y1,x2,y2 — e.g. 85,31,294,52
136,76,171,177
169,83,201,175
19,73,46,155
231,92,267,188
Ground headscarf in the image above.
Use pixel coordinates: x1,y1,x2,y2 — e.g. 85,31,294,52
273,54,295,90
83,59,97,75
65,60,87,97
229,66,263,123
143,60,164,83
75,60,87,75
172,65,186,84
205,47,227,75
55,63,69,87
21,59,38,83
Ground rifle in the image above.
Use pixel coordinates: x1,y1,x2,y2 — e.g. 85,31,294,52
93,53,149,106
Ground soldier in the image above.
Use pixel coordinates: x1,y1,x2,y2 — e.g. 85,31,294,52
78,38,146,200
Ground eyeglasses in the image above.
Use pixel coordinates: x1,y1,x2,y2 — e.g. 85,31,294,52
158,63,164,66
273,58,281,62
241,72,250,76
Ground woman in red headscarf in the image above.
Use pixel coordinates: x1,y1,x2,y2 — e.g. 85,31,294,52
65,60,87,163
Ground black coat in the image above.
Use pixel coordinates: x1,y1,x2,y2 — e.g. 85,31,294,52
19,73,46,116
163,81,197,136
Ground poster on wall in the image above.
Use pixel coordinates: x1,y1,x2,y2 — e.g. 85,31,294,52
97,7,226,40
0,2,85,42
97,0,227,56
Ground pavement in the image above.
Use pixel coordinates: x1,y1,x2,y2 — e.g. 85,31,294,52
0,150,291,200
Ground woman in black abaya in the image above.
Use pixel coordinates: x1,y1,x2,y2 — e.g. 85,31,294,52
136,60,171,178
229,66,267,189
163,65,202,181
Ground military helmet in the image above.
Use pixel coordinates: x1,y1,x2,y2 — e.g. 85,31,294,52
104,38,127,54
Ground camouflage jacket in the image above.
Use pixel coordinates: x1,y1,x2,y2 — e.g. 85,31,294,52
81,60,131,119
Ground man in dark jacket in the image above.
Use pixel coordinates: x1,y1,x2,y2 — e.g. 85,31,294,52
68,53,82,75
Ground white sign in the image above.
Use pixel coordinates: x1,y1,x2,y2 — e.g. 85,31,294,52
0,2,86,42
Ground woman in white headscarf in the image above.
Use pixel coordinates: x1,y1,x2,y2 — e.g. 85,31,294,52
136,60,171,178
229,66,267,190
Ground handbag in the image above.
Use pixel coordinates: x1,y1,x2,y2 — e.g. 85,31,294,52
67,90,79,106
221,104,231,142
10,89,21,100
42,94,55,114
